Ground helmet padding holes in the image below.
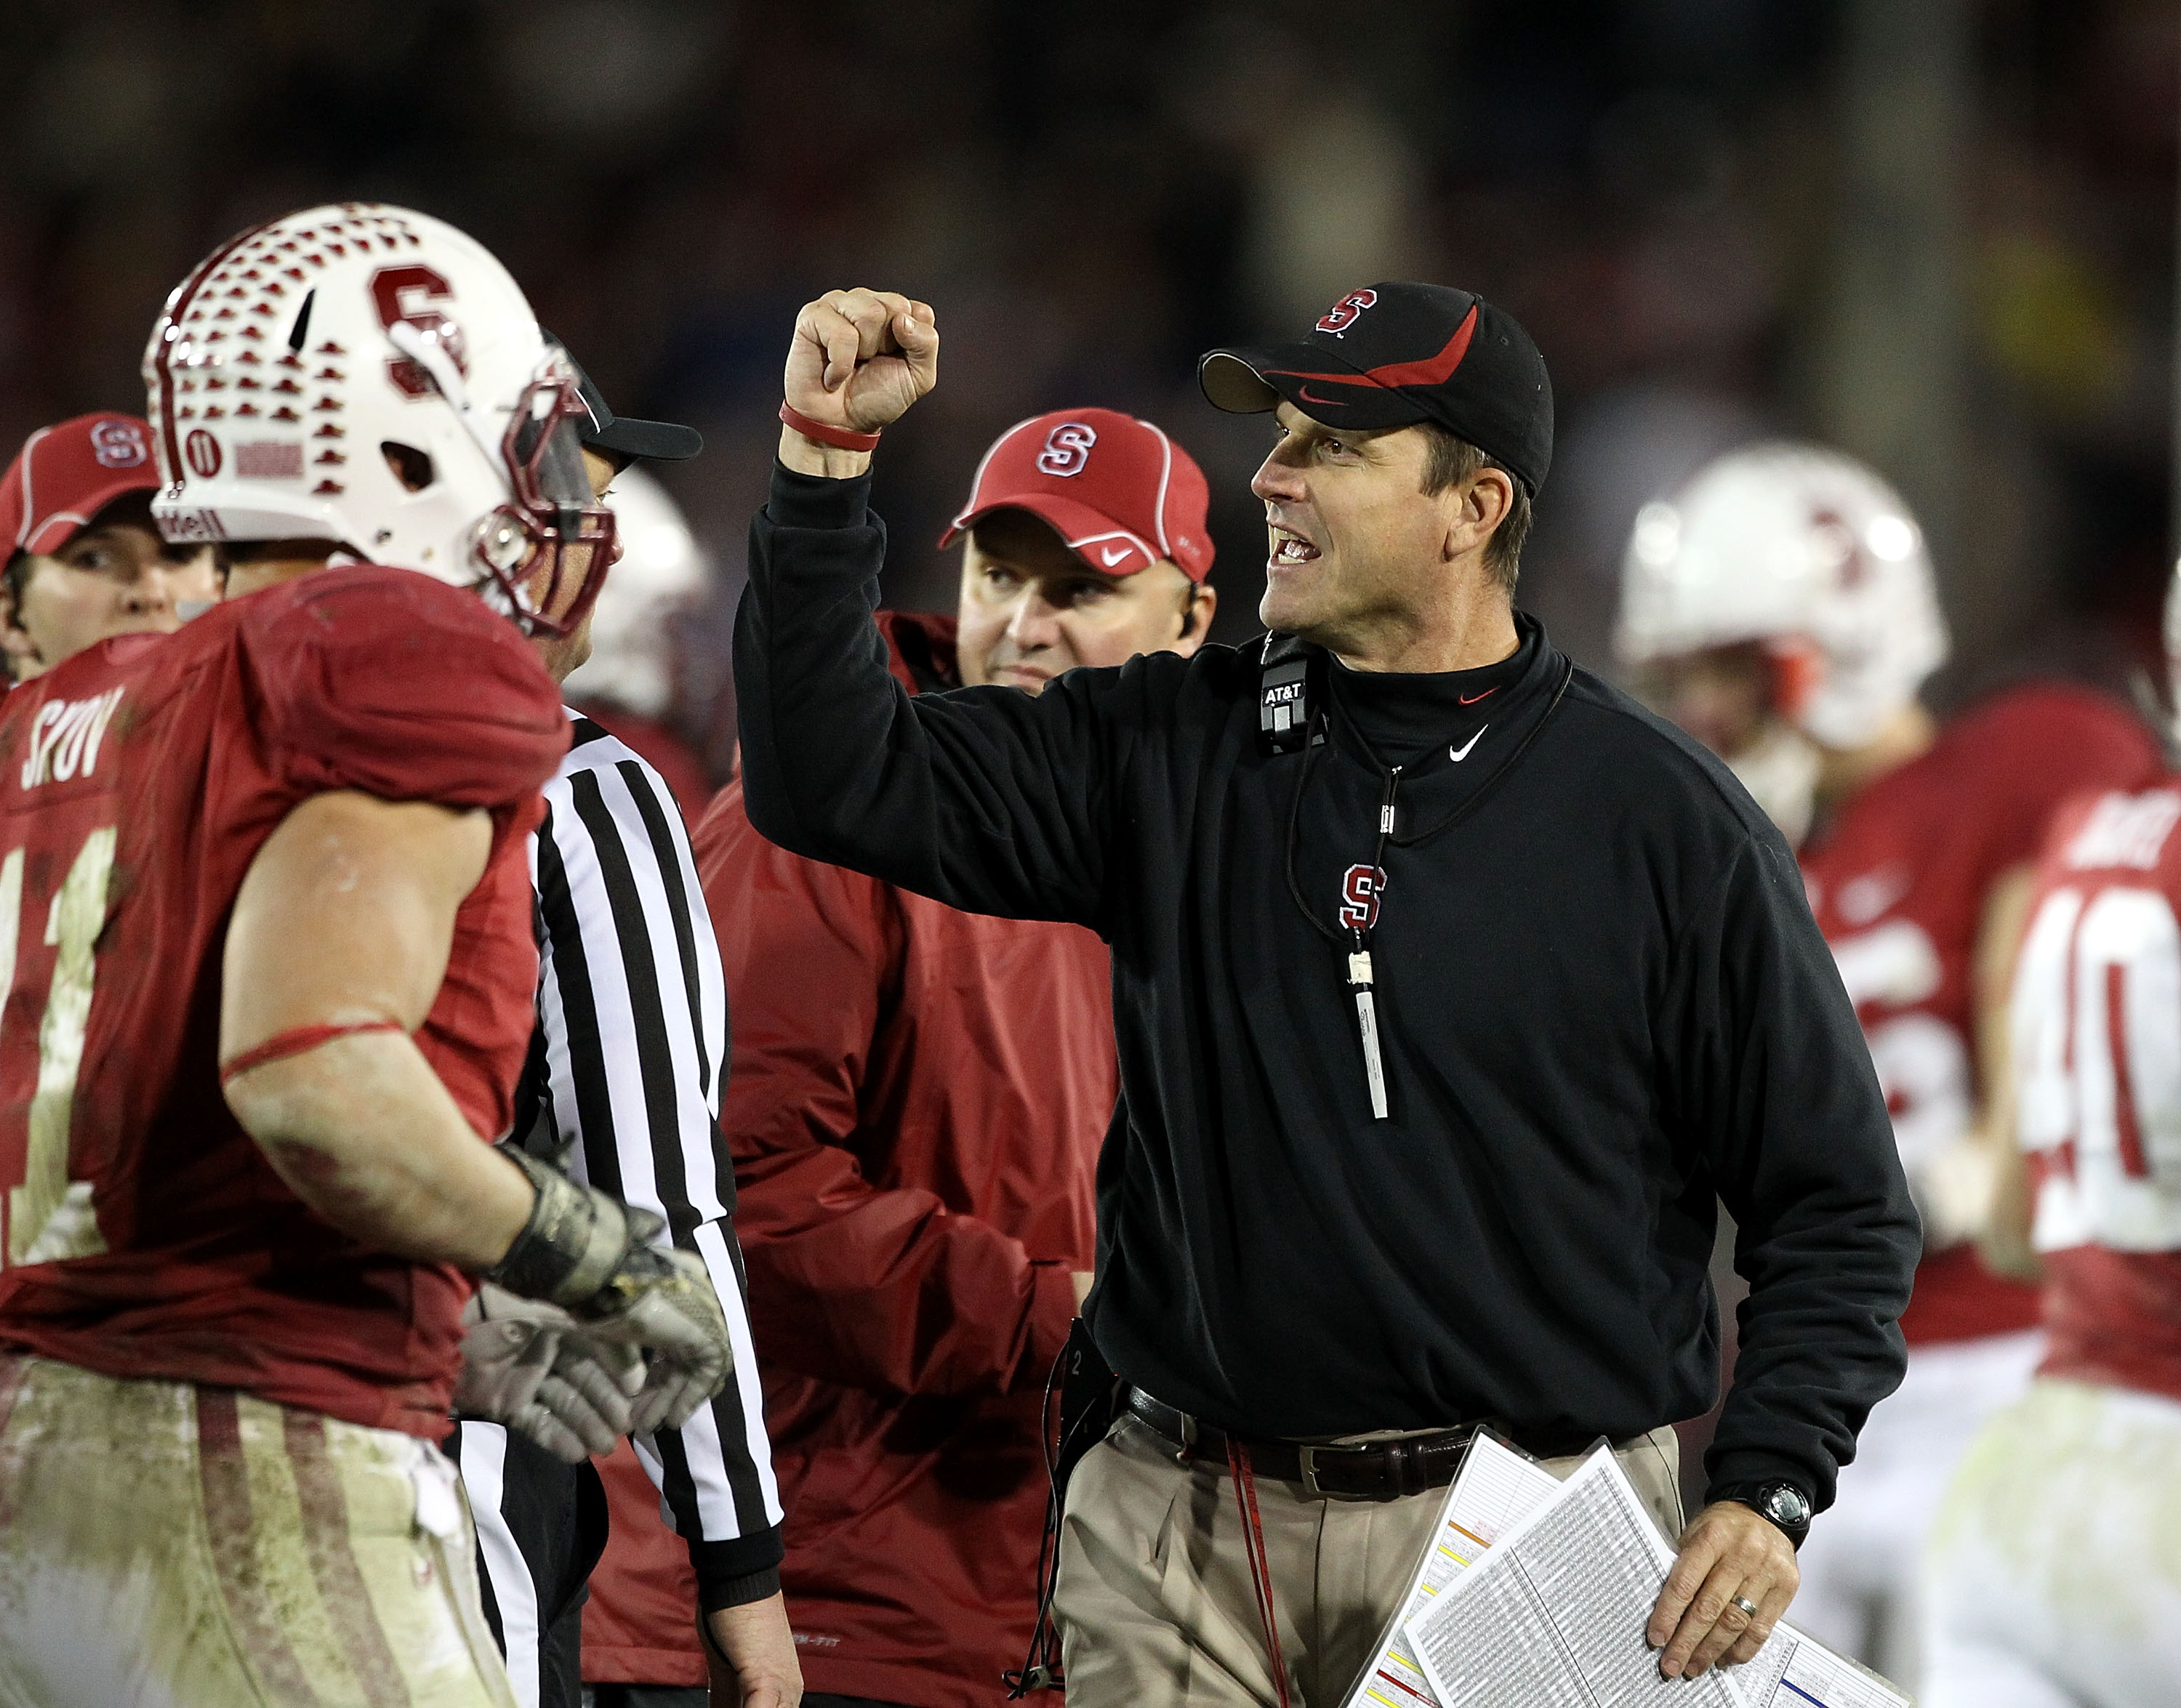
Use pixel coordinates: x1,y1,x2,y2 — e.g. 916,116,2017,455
382,442,435,493
287,289,316,353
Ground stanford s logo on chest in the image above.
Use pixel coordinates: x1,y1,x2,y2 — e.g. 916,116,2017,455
1036,421,1098,477
1338,864,1386,932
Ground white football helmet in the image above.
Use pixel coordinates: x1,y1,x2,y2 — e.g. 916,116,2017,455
141,203,614,635
561,467,707,720
1615,443,1948,750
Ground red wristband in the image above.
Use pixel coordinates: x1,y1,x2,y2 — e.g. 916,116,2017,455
220,1020,408,1085
779,401,880,453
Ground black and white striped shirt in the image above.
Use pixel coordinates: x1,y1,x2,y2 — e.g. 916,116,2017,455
458,714,782,1691
530,716,781,1572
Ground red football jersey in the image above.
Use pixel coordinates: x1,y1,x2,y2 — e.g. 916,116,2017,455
1802,682,2162,1344
0,566,567,1436
2012,782,2181,1404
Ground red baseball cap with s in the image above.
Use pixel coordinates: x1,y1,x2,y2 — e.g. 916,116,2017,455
2,414,162,560
939,408,1216,582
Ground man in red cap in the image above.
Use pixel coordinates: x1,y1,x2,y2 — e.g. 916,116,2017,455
578,408,1215,1708
0,414,217,683
941,408,1216,693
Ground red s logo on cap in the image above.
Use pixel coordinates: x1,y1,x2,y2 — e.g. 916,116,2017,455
89,421,148,469
1037,421,1098,477
1316,290,1379,336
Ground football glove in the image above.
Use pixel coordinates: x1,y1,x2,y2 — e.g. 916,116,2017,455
486,1147,735,1432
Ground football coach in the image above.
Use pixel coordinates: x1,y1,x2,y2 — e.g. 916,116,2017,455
734,283,1918,1707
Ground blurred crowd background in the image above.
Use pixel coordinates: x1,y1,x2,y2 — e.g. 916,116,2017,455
1,0,2173,784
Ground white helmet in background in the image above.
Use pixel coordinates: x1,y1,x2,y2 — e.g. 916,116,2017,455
562,467,707,720
141,202,614,635
1615,443,1948,750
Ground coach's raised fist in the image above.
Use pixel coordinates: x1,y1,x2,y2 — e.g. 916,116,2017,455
785,288,938,436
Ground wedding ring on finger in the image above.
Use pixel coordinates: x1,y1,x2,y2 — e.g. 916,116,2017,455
1730,1596,1760,1619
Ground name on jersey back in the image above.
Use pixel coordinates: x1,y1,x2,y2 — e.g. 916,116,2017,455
19,688,126,791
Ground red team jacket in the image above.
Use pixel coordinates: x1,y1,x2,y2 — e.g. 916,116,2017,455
1801,681,2161,1345
0,568,566,1435
2015,781,2181,1405
583,611,1113,1706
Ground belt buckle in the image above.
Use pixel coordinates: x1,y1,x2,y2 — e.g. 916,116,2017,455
1294,1442,1367,1498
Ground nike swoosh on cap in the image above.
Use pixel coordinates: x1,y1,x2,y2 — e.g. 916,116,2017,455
1100,545,1130,566
1450,726,1487,762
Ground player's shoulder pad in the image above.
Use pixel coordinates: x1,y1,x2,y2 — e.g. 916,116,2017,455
1939,676,2163,799
242,564,571,809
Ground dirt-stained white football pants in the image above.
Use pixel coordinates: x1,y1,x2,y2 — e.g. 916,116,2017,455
1786,1327,2042,1696
1923,1377,2181,1708
0,1353,518,1708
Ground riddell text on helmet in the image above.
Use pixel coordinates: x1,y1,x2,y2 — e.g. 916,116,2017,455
158,507,228,541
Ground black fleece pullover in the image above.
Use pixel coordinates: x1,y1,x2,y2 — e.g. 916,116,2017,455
734,464,1917,1507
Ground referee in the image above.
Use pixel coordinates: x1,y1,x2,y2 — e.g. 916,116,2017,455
446,375,795,1708
733,285,1919,1707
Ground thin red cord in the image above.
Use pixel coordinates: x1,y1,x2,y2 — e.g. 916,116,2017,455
1227,1441,1293,1708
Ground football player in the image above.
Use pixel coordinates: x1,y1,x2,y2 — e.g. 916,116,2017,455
1616,444,2164,1692
0,411,217,681
1919,570,2181,1708
0,204,732,1708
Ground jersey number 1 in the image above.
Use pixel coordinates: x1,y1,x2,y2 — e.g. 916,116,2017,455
0,826,119,1268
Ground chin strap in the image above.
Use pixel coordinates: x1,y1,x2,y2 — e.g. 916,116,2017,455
1227,1441,1294,1708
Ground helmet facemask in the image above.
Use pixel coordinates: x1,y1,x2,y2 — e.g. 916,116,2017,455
471,369,618,639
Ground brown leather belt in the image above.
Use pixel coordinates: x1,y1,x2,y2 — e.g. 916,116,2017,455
1125,1387,1485,1501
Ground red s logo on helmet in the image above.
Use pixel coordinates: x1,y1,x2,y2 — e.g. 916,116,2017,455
1037,421,1098,477
1316,290,1379,336
371,265,467,399
1338,864,1386,931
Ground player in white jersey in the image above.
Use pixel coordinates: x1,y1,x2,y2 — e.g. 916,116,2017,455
1919,574,2181,1708
1618,446,2162,1692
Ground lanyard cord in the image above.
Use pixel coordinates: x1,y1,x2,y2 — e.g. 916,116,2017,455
1282,710,1346,949
1354,763,1402,960
1282,656,1577,945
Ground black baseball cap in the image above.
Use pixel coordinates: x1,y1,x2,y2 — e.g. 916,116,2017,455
545,332,704,464
1199,283,1553,495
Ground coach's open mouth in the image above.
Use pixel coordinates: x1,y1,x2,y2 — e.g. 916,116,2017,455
1269,525,1320,565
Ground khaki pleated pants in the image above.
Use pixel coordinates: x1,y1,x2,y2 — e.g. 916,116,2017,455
1055,1411,1685,1708
0,1353,517,1708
